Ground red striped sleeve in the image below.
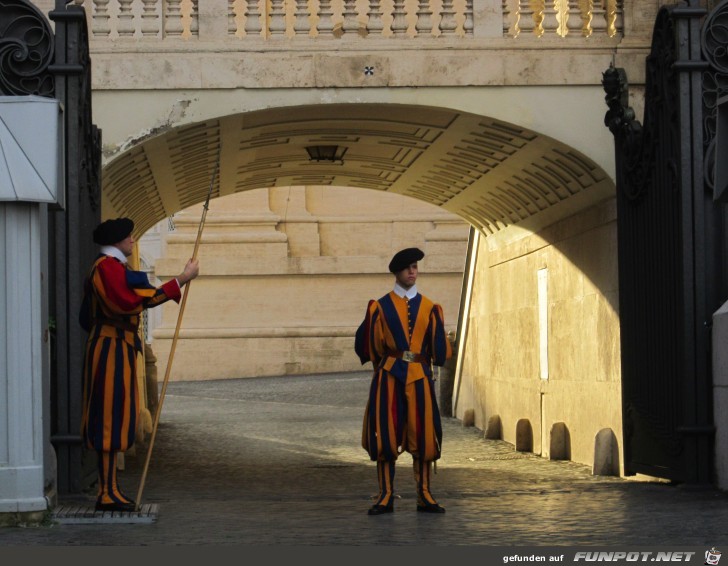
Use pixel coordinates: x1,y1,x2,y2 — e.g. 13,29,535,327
96,258,146,313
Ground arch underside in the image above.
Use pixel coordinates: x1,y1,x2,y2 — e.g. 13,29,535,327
102,103,613,237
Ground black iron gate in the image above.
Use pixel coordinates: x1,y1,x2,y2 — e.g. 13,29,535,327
47,0,102,495
0,0,101,494
603,0,728,484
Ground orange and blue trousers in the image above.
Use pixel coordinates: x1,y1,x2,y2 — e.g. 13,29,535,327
363,370,442,505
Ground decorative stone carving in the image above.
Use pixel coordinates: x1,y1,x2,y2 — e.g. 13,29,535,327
439,0,457,35
367,0,384,35
141,0,161,36
415,0,433,36
244,0,262,36
269,0,287,35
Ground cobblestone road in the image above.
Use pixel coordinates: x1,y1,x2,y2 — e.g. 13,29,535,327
2,371,727,547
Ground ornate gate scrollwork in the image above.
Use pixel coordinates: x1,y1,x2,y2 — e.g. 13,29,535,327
701,1,728,201
0,0,55,96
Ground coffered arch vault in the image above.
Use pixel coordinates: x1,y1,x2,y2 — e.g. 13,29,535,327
101,103,615,235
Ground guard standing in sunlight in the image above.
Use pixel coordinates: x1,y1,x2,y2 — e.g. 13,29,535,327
355,247,452,515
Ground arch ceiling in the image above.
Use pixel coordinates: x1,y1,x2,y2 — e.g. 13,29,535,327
102,103,613,238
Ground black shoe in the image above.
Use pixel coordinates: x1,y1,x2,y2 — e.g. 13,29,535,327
417,502,446,514
367,502,394,516
95,501,137,513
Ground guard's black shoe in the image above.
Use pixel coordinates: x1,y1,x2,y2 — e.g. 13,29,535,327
416,501,446,514
95,501,136,513
367,501,394,516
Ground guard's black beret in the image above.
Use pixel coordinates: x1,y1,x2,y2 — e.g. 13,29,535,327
93,217,134,245
388,247,424,273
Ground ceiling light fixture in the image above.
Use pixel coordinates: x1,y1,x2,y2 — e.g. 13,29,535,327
305,145,348,163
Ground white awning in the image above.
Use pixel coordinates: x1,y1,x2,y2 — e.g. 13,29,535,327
0,96,64,207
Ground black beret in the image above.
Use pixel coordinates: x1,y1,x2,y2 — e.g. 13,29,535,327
93,217,134,245
388,247,424,273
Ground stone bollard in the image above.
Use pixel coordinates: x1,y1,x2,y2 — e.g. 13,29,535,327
485,415,502,439
549,422,570,460
593,428,619,476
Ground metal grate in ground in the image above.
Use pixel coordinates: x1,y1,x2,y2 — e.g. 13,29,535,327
51,503,158,524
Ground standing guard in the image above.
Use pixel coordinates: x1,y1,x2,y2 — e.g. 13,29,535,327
79,217,199,511
355,247,452,515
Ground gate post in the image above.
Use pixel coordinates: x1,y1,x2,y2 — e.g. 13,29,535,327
47,0,102,495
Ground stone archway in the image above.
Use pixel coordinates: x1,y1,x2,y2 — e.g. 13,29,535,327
101,101,614,382
101,103,614,238
100,101,620,477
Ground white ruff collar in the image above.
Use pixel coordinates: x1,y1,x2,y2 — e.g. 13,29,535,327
100,245,127,264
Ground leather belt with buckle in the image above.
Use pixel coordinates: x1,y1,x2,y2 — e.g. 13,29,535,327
388,350,429,364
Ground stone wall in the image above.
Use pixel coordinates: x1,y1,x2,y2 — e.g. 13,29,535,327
455,196,622,474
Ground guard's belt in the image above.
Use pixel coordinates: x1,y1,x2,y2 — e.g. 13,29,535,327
387,350,429,364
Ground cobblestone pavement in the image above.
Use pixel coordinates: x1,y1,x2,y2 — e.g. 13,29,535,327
2,371,728,546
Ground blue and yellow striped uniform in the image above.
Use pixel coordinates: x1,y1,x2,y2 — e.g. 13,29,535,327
79,254,181,506
356,291,452,510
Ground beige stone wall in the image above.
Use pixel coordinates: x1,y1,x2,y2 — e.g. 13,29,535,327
455,197,622,473
144,186,469,380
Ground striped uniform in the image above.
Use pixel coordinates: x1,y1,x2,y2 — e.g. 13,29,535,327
355,291,452,509
79,254,181,505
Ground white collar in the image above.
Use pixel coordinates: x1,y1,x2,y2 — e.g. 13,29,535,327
393,282,418,299
100,245,128,264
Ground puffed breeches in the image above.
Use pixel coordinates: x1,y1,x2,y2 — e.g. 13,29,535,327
81,336,139,452
362,369,442,462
